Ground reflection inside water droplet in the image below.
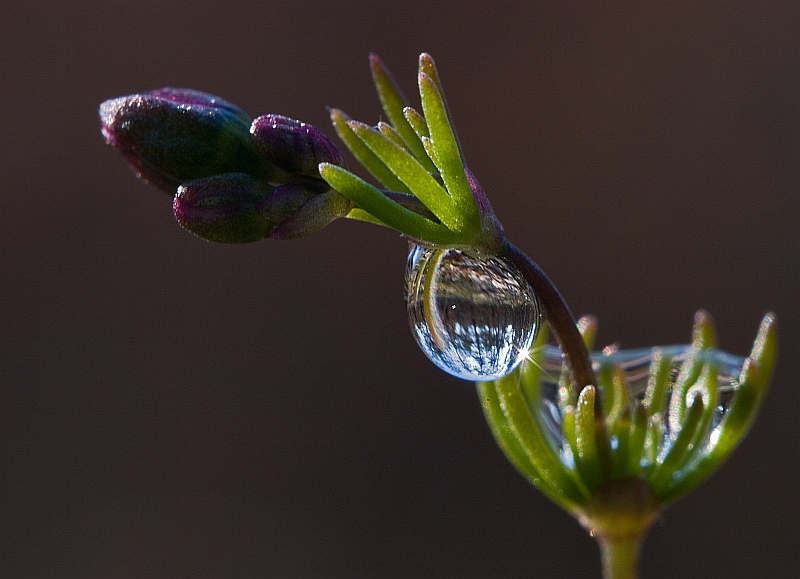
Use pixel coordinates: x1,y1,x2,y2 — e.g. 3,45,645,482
405,244,543,381
532,344,747,467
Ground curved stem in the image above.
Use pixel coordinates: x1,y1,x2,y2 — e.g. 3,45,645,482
499,239,596,396
502,240,613,476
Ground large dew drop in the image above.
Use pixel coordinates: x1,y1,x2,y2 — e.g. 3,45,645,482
405,244,543,381
532,344,747,466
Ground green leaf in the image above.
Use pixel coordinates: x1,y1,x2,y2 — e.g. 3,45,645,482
667,347,704,441
658,360,755,503
418,53,466,165
677,363,719,472
517,327,594,498
517,321,550,407
750,312,778,389
643,414,665,473
329,108,411,195
577,315,598,350
573,385,603,492
421,136,438,167
319,163,460,245
611,408,632,479
659,313,777,503
491,371,590,505
626,405,649,477
648,394,705,493
598,362,629,428
418,53,444,93
691,310,718,350
403,106,430,141
377,121,412,152
369,54,437,172
347,121,466,233
345,207,388,227
642,350,672,418
418,73,480,231
477,380,579,513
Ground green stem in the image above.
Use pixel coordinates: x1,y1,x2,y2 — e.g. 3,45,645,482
598,535,643,579
580,478,659,579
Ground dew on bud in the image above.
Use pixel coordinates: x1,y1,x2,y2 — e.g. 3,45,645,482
405,244,543,381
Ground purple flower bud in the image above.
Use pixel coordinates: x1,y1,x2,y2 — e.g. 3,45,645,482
173,173,273,243
142,88,251,124
173,173,353,243
251,114,344,178
100,89,262,193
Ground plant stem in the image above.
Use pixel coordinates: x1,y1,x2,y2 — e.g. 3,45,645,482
598,535,643,579
501,239,615,475
499,239,596,396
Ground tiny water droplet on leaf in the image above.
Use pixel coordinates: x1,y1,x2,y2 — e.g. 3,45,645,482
405,244,542,381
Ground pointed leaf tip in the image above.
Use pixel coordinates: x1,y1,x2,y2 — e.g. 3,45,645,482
691,310,717,350
577,315,598,350
750,312,777,389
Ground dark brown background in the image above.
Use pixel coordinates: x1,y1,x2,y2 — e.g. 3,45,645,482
2,1,797,577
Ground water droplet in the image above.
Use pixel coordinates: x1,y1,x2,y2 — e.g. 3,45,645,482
531,343,747,465
405,244,542,381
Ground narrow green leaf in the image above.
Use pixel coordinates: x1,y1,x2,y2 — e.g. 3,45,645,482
561,407,578,463
418,53,444,94
648,394,705,493
421,136,438,167
611,408,632,478
345,207,387,227
377,121,411,152
577,315,598,350
642,350,672,418
403,106,430,140
658,358,762,503
691,310,718,350
347,121,466,233
477,381,578,513
418,53,466,165
418,73,480,231
667,347,704,441
605,364,629,428
750,312,777,390
319,163,460,245
643,414,665,473
677,363,718,472
573,385,602,492
515,325,591,497
517,322,550,407
329,108,411,194
369,54,437,172
626,404,649,477
492,371,589,505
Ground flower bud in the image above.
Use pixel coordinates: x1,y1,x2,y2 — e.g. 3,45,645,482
251,114,344,178
100,88,262,193
173,173,353,243
173,173,273,243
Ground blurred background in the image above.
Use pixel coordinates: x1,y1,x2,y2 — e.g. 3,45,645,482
2,1,797,577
